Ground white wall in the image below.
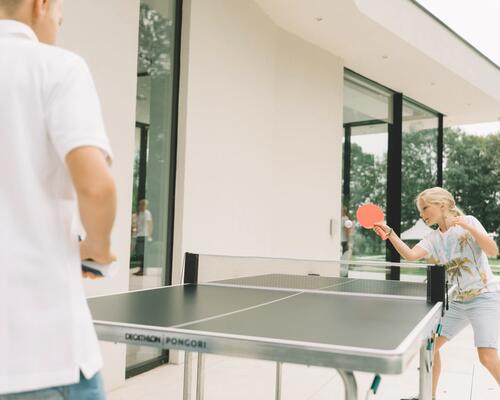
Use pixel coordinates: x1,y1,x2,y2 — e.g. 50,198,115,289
174,0,344,283
56,0,344,388
58,0,140,390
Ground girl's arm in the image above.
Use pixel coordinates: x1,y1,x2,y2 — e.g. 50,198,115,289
448,217,499,257
373,223,428,261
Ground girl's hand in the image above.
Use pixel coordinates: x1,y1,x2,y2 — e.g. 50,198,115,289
373,222,392,240
445,216,470,230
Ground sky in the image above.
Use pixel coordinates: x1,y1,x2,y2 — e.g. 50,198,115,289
416,0,499,66
415,0,500,136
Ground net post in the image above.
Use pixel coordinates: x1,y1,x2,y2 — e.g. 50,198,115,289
185,252,199,284
426,264,445,304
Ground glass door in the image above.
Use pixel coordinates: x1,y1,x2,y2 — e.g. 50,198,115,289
342,70,393,261
343,124,388,261
126,0,180,377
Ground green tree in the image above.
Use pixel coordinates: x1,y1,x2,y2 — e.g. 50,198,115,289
401,128,438,232
347,143,386,256
342,127,500,257
444,129,500,238
137,3,173,77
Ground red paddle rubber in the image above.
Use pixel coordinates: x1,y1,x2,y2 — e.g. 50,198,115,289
356,203,385,229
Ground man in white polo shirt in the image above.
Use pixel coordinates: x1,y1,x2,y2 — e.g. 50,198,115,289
0,0,117,398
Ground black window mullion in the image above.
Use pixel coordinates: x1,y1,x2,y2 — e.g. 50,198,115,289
137,123,149,202
437,113,444,187
342,126,351,207
386,92,403,280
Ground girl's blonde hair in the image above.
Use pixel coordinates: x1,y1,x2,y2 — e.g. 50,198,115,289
415,187,464,216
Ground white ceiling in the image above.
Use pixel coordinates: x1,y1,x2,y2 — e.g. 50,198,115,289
252,0,500,126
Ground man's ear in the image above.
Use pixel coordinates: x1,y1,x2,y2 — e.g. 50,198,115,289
32,0,50,18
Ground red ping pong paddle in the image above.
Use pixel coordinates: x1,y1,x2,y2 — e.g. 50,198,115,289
356,203,389,240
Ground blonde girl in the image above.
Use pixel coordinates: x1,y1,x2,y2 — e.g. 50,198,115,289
374,187,500,399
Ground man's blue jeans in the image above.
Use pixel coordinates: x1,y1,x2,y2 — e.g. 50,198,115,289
0,371,105,400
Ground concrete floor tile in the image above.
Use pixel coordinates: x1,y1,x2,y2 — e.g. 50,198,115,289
107,326,499,400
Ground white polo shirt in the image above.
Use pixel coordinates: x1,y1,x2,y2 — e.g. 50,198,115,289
136,210,153,237
0,20,112,394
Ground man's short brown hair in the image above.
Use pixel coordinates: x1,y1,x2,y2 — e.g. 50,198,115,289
0,0,24,15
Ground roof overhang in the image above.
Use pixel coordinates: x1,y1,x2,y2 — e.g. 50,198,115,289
253,0,500,126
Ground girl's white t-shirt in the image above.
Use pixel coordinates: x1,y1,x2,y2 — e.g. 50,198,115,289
416,215,497,301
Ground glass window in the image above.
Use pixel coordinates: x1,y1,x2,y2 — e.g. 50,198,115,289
343,71,442,275
348,125,388,261
343,70,393,126
127,0,179,376
401,99,438,245
342,70,393,262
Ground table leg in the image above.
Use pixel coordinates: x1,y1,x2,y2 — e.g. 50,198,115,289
196,353,205,400
275,362,282,400
418,340,432,400
337,370,357,400
183,352,193,400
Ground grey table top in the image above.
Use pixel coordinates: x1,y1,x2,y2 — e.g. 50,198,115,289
212,274,428,297
89,274,441,372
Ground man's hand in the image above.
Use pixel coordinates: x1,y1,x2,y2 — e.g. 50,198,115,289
82,271,101,280
80,239,116,279
80,238,116,265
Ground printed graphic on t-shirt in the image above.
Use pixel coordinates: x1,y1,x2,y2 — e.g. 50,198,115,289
417,216,495,301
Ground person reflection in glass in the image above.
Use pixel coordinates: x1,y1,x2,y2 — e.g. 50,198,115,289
133,199,153,276
341,206,354,255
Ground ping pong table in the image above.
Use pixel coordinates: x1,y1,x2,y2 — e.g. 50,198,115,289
89,262,448,400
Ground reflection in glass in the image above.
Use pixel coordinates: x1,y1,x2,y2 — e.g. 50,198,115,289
127,0,178,375
349,126,388,260
342,70,393,261
401,99,438,244
343,70,393,125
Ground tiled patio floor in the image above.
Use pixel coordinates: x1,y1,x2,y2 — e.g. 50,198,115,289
107,324,499,400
